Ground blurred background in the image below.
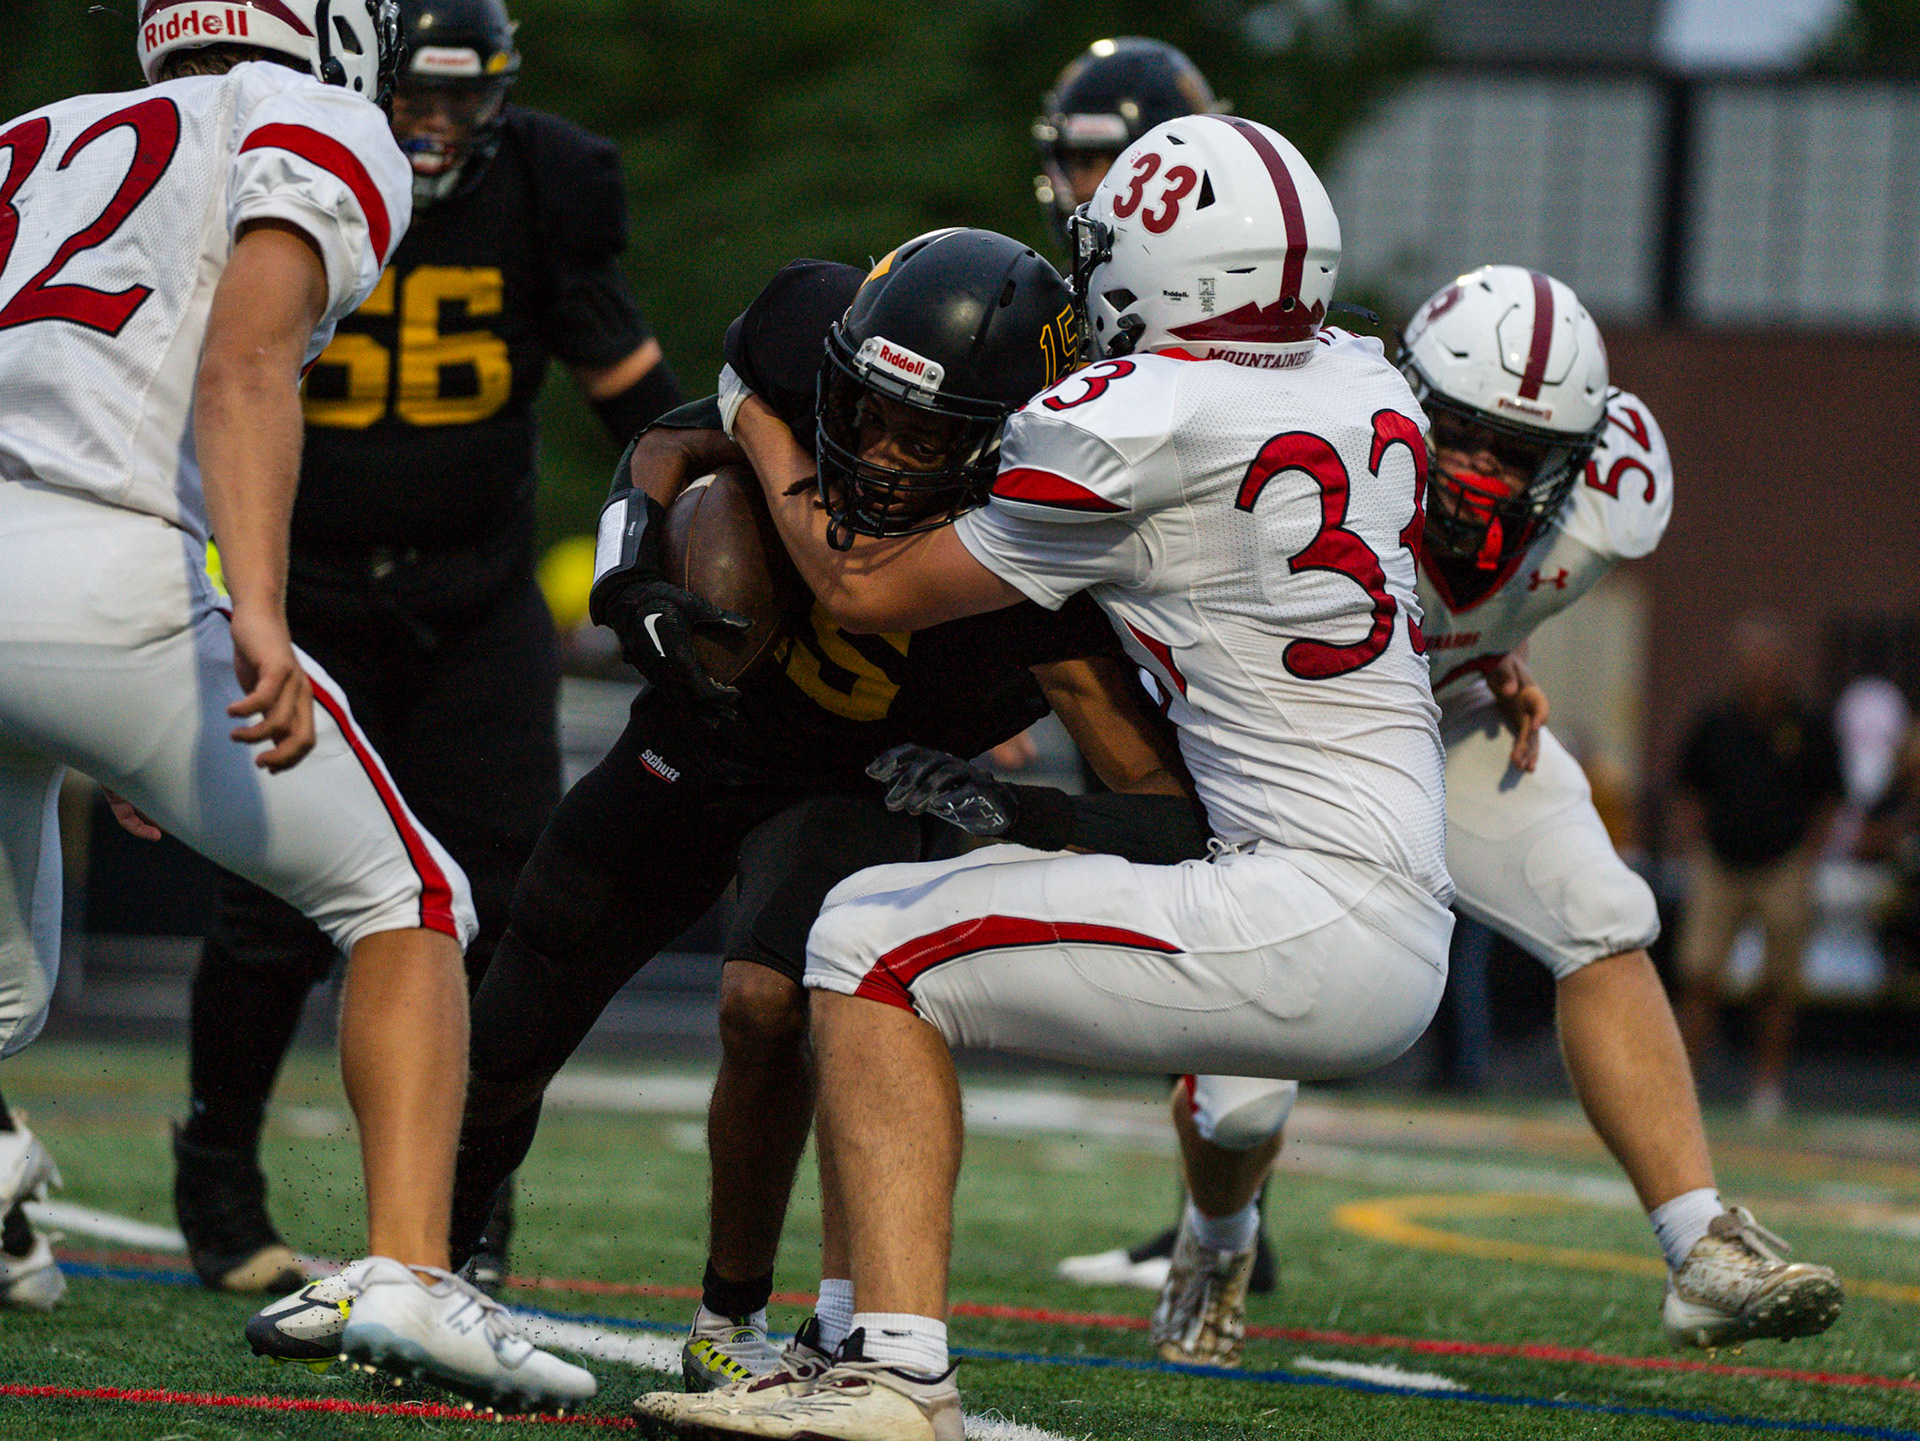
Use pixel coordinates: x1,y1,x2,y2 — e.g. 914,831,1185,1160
6,0,1919,1108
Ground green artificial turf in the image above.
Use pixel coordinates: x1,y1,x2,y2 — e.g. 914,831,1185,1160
1,1040,1917,1439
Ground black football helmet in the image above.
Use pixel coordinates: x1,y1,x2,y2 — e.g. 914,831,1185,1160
816,229,1077,549
1033,38,1219,246
393,0,521,208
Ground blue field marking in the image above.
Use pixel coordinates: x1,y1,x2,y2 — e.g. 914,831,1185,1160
59,1265,1920,1441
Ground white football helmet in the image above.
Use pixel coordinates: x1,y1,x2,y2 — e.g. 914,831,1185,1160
138,0,403,107
1400,265,1609,568
1071,115,1339,369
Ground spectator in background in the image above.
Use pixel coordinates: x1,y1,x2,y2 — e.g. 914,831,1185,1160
1675,614,1844,1125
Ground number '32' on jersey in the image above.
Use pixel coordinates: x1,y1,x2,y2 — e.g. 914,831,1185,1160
955,330,1451,903
0,65,408,545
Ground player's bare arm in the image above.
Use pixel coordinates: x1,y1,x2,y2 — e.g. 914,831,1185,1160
195,218,329,772
735,393,1024,632
622,423,747,508
1488,648,1549,773
1035,655,1190,798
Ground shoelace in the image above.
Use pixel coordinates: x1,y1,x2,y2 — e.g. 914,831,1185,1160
1716,1207,1791,1263
408,1264,528,1352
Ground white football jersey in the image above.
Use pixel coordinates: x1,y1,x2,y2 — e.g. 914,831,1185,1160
0,64,408,544
956,330,1451,902
1418,388,1673,696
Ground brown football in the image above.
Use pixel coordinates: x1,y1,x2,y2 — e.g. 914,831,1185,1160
660,463,809,686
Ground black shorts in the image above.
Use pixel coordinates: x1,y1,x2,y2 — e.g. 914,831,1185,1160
726,793,956,983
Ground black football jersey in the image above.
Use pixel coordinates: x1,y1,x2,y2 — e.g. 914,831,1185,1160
297,107,649,556
689,259,1123,786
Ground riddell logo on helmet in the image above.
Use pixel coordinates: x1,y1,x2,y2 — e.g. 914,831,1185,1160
142,0,318,44
1496,394,1554,421
144,6,255,49
857,337,946,393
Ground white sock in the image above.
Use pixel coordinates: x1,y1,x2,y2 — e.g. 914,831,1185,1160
851,1311,948,1376
695,1303,766,1334
1650,1187,1723,1271
1187,1197,1259,1253
814,1278,855,1351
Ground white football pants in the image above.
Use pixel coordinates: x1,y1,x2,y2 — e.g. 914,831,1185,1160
0,481,475,1057
1187,680,1665,1151
805,841,1450,1081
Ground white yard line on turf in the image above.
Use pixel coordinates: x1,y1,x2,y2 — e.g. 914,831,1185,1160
1291,1356,1465,1391
514,1314,682,1371
25,1200,185,1250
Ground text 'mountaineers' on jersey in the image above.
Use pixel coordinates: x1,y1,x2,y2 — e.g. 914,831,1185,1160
1418,387,1674,699
0,63,409,545
954,330,1452,903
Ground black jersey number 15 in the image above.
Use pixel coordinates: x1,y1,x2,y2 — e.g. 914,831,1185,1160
304,265,511,429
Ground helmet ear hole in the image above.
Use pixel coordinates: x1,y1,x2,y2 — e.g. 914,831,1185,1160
1103,288,1136,310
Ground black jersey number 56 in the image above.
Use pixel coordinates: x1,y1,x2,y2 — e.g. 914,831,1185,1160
304,264,511,429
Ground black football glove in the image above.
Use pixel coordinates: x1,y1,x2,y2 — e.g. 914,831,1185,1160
599,575,752,720
867,743,1017,837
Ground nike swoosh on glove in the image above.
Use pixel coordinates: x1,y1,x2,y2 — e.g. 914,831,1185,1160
867,743,1016,836
601,578,751,720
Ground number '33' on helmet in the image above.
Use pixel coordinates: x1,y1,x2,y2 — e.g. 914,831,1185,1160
816,228,1077,549
138,0,403,108
1400,265,1609,570
1072,115,1340,372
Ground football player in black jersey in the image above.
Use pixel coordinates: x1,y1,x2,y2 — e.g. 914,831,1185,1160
397,232,1208,1395
172,0,683,1295
1032,37,1220,246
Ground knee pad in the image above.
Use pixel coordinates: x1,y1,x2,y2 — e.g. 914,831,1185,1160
1188,1075,1298,1150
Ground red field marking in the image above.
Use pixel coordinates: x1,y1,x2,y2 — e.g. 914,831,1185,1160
0,1383,635,1426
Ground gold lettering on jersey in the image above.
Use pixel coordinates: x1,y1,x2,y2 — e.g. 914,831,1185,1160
302,269,395,429
1037,303,1079,387
397,266,512,426
775,604,910,721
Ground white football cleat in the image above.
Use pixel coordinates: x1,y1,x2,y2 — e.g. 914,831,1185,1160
682,1306,785,1392
1055,1246,1171,1291
636,1315,837,1432
0,1119,61,1215
1,1229,67,1311
338,1256,597,1413
247,1273,354,1370
1663,1206,1843,1349
1149,1210,1255,1368
637,1354,961,1440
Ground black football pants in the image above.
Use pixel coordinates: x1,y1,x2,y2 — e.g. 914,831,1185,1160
448,694,944,1264
184,573,562,1153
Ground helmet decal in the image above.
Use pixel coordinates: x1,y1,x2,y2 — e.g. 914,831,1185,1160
141,0,316,35
1517,269,1555,400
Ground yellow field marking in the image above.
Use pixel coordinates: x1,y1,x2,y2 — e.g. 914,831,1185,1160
1334,1193,1920,1306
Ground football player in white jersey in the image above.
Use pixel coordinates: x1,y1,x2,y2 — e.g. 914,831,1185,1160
0,0,590,1410
634,116,1454,1440
1095,266,1843,1363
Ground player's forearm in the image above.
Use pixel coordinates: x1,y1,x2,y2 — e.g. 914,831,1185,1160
196,355,303,611
621,424,746,508
734,394,868,612
196,221,328,613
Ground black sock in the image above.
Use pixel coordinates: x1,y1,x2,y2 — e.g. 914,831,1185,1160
1,1085,30,1255
1,1204,31,1256
181,940,316,1153
702,1259,775,1320
450,1103,543,1271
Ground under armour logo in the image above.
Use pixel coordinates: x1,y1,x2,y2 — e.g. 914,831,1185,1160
1528,568,1569,591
